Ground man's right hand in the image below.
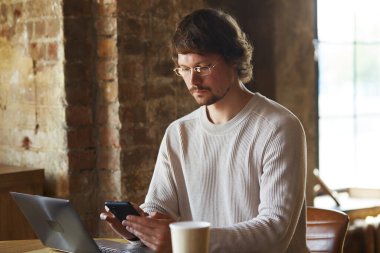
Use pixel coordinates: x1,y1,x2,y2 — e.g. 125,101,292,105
100,204,143,240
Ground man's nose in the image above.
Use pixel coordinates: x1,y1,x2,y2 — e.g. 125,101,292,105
190,70,202,85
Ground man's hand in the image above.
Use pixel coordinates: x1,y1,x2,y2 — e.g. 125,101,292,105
99,203,146,240
123,212,174,252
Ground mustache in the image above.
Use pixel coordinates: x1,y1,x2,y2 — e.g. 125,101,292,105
189,86,210,93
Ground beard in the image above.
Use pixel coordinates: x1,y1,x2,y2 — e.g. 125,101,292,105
190,85,230,106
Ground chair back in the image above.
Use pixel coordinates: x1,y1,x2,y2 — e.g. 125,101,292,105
306,206,349,253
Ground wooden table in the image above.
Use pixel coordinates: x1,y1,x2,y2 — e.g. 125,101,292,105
0,239,133,253
0,239,53,253
314,190,380,222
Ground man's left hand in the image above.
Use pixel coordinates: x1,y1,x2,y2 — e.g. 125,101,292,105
123,212,173,252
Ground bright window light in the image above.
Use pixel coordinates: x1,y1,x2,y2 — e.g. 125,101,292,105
317,0,380,189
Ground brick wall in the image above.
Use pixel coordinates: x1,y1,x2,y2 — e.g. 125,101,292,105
63,0,123,235
0,0,68,197
117,0,202,206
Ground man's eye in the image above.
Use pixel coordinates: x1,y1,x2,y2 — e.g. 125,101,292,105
194,67,207,72
181,68,191,72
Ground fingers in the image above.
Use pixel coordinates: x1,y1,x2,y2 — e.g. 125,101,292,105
99,211,116,223
101,208,173,252
123,215,172,252
124,217,158,238
125,214,170,230
100,212,110,222
100,209,134,240
130,202,149,216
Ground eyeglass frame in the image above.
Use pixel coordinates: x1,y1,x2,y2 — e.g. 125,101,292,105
173,64,217,77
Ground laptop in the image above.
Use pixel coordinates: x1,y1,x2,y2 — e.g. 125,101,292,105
10,192,152,253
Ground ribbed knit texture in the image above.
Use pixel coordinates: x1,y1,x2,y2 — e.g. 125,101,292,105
141,93,308,253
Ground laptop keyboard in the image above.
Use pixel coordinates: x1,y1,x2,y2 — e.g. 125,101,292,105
98,246,124,253
98,245,141,253
97,240,149,253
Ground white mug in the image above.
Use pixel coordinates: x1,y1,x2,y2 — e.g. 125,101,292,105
169,221,211,253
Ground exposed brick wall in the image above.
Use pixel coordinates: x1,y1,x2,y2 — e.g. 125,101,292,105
117,1,203,206
95,0,122,237
63,0,100,235
0,0,68,197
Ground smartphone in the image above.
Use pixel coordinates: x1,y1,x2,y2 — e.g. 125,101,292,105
105,201,140,222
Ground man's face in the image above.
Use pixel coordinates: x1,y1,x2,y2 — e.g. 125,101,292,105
177,53,237,106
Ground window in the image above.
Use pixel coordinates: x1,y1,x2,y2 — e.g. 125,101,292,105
317,0,380,189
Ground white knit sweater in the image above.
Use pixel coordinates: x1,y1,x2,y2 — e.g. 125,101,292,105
141,93,308,253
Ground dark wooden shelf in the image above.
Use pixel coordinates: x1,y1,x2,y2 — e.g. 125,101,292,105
0,164,44,240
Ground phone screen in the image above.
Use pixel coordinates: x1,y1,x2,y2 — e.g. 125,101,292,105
105,201,140,222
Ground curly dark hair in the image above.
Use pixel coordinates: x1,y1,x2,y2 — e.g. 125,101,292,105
171,8,253,83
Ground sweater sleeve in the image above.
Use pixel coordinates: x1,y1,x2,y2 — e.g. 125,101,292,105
140,130,182,220
210,115,307,253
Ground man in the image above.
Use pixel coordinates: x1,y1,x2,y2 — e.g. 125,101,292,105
101,8,308,253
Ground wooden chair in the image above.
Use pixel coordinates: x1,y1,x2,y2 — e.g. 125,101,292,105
306,206,350,253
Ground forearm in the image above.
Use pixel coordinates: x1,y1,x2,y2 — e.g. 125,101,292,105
209,201,306,253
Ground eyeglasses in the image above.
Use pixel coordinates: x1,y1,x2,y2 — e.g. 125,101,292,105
173,64,217,77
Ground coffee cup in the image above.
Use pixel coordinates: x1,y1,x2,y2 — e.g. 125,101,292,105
169,221,210,253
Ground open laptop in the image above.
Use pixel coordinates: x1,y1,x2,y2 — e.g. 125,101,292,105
10,192,152,253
